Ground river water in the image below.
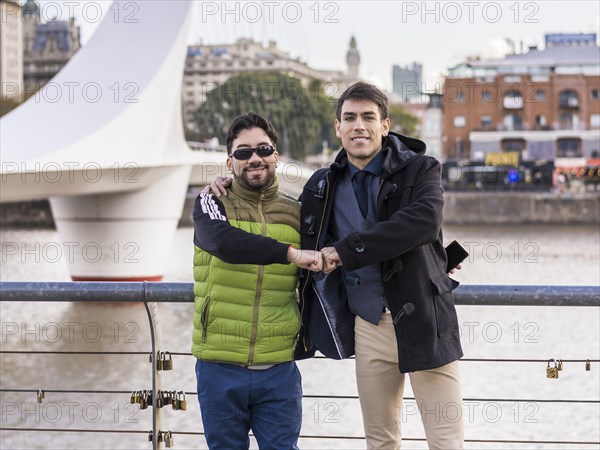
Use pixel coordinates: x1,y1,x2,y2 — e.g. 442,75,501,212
1,225,599,449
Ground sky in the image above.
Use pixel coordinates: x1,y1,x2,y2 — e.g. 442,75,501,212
31,1,600,90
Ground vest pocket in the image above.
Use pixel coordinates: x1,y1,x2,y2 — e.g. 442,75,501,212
201,296,211,342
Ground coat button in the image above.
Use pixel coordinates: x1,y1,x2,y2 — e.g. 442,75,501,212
355,242,365,253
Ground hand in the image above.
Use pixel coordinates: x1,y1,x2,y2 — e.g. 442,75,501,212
287,247,323,272
321,247,341,273
447,263,462,275
202,177,232,197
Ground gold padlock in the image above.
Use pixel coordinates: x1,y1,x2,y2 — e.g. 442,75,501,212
586,359,591,371
557,359,563,371
163,351,174,370
156,351,164,371
36,389,44,404
140,391,148,410
178,391,187,411
172,392,179,411
546,359,559,379
130,390,137,404
165,431,174,448
156,390,164,408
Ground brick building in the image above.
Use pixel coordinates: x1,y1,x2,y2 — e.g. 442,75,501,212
443,33,600,163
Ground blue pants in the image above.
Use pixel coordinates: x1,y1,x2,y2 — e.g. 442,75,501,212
195,360,302,450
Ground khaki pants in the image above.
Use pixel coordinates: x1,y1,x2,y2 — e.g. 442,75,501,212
355,313,464,450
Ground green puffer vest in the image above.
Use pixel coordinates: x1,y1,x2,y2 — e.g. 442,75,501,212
191,178,301,365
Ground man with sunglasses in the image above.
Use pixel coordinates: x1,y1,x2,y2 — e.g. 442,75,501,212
191,112,322,449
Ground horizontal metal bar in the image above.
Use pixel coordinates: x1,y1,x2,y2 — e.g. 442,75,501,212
1,389,597,404
1,282,598,306
3,428,598,445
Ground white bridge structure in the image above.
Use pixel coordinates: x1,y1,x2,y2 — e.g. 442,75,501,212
0,1,313,281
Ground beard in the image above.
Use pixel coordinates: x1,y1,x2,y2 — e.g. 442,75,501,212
233,162,276,190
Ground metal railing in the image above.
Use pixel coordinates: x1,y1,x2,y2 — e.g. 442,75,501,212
1,282,599,448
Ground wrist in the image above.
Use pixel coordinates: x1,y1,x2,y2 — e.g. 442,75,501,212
287,245,301,263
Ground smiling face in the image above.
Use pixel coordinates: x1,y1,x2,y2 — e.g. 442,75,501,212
226,127,278,190
335,98,390,170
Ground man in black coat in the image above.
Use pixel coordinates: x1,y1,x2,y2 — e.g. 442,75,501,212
298,82,464,449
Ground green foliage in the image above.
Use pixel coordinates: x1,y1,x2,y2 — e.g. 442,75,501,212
387,104,419,137
193,72,334,160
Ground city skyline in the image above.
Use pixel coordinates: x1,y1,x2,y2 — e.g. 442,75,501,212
26,0,600,90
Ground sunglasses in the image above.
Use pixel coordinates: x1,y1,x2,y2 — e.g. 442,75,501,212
230,145,276,160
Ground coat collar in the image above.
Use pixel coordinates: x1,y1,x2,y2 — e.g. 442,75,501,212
331,132,427,178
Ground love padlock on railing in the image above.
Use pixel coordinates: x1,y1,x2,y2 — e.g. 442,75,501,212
139,390,148,410
156,351,164,371
36,389,44,404
163,351,173,370
177,391,187,411
546,358,559,379
165,430,175,448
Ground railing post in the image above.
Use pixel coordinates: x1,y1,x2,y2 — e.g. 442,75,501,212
143,282,162,449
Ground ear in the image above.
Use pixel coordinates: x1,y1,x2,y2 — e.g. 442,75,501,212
273,149,279,164
382,117,391,137
335,119,341,138
226,157,233,172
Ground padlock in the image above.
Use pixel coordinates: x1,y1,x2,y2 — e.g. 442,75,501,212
586,359,591,371
178,391,187,411
557,359,563,371
149,352,153,363
139,391,148,410
156,390,163,408
157,431,163,443
147,390,154,408
130,390,137,404
36,389,44,404
156,351,164,371
172,392,179,410
165,431,174,448
163,351,174,370
148,431,153,442
546,359,559,379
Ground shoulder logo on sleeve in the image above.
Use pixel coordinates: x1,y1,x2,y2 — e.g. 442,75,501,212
200,193,226,221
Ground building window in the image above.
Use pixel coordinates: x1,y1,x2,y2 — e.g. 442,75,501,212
503,114,523,131
454,116,465,128
482,90,495,102
592,89,600,100
535,90,545,101
559,112,578,130
535,115,547,129
501,139,525,153
559,89,579,108
480,115,492,128
557,139,582,158
503,90,523,109
591,114,600,129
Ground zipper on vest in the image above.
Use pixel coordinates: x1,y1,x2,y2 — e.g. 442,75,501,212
248,190,267,364
201,296,211,342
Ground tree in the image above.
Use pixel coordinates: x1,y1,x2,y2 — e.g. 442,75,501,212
387,104,418,137
193,72,327,160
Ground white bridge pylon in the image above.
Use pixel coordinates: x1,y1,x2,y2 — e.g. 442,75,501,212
0,1,197,281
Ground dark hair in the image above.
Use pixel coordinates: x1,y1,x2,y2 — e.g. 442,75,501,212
225,112,278,155
336,82,388,121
